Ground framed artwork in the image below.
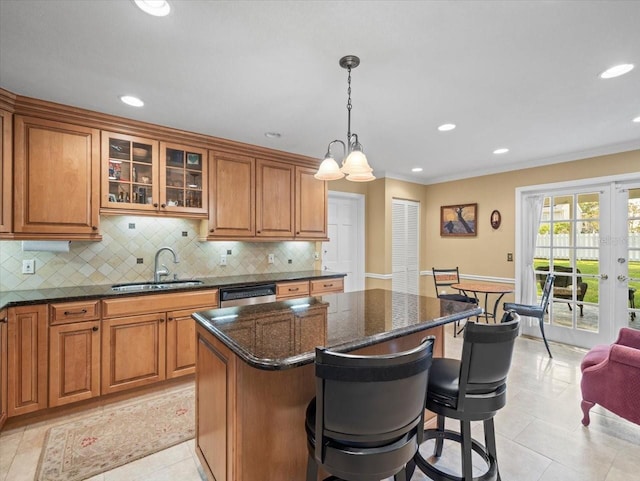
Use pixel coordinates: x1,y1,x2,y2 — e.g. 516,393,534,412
440,203,477,237
490,209,502,229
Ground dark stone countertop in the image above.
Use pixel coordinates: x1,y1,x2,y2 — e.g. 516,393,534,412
192,288,482,371
0,270,345,310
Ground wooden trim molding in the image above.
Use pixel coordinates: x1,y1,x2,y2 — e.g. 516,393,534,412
3,90,321,169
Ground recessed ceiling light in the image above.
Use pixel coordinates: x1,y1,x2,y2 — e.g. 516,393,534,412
599,64,634,79
134,0,171,17
437,123,456,132
264,132,282,139
633,116,640,123
493,148,509,155
119,95,144,107
411,167,423,172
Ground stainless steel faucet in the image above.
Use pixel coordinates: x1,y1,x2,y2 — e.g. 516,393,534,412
153,247,179,283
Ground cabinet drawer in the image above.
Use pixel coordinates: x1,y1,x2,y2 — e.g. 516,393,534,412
276,281,310,299
310,278,344,295
50,300,100,325
102,289,218,318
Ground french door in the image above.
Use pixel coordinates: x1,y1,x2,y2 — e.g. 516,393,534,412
520,176,640,349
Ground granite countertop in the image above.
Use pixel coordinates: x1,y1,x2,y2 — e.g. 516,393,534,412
193,289,482,371
0,270,345,310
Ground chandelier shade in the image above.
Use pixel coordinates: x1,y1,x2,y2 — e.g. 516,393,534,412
314,55,375,182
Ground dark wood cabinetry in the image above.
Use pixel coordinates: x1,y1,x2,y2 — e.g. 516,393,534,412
0,109,12,235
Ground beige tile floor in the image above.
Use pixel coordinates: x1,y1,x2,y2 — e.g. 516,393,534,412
1,325,639,481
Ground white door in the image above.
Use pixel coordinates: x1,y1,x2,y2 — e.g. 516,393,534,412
392,199,419,295
520,175,640,349
322,191,365,292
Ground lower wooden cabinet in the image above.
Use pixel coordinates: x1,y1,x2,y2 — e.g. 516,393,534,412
101,313,167,395
166,308,197,379
49,320,100,407
0,309,7,429
7,305,48,417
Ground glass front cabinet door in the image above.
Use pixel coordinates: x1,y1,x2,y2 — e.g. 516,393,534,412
160,142,207,216
102,132,159,212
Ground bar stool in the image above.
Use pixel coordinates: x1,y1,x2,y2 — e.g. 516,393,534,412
411,313,520,481
305,337,434,481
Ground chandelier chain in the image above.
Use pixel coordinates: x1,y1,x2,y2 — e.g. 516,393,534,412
346,66,352,147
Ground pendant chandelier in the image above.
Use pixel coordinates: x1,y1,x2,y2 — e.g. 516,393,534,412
314,55,375,182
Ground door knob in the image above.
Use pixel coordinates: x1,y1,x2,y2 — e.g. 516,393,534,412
600,274,608,280
618,258,626,264
618,275,628,282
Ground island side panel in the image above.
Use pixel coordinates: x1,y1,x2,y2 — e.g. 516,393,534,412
196,327,237,481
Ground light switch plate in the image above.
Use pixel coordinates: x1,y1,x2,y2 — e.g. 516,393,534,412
220,255,227,266
268,254,275,264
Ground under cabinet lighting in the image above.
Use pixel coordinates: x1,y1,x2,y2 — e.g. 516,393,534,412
600,64,634,79
134,0,171,17
120,95,144,107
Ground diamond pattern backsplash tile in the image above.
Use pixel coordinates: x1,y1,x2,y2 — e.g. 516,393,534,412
0,216,319,292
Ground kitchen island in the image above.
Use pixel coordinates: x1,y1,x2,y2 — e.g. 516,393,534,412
192,288,481,481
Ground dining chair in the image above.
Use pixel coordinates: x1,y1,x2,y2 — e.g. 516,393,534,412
305,337,434,481
432,267,478,336
409,314,520,481
504,273,555,358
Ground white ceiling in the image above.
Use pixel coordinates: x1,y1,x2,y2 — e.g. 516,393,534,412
1,0,639,184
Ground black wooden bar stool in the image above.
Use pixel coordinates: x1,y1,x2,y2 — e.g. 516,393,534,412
305,337,434,481
410,313,519,481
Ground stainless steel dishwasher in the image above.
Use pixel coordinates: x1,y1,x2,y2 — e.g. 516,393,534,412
219,284,277,307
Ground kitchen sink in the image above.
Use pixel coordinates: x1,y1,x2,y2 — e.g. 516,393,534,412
111,280,204,292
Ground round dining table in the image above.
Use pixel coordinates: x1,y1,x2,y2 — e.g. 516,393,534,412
450,282,514,323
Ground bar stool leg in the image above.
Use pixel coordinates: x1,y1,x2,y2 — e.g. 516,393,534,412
461,420,473,480
484,418,500,481
434,414,446,457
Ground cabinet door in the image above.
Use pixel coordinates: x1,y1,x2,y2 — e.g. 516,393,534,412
0,109,12,235
7,305,48,416
101,313,166,394
255,313,295,358
13,117,100,238
207,152,255,237
295,166,327,239
0,309,7,428
160,142,208,216
49,320,100,407
295,308,327,353
256,159,294,238
166,308,197,379
101,131,159,212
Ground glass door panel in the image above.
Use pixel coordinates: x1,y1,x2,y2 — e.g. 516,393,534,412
160,143,207,214
626,188,640,327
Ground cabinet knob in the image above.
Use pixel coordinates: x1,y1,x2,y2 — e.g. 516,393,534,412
161,204,166,208
153,203,159,208
92,326,99,332
168,317,174,321
92,226,98,231
297,232,300,235
210,228,214,233
257,230,261,234
159,318,165,323
0,317,7,323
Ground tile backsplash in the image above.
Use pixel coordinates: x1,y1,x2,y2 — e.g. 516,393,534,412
0,216,319,292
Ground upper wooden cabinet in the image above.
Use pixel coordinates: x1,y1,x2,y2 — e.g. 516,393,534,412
295,166,327,239
205,151,255,238
0,309,7,429
256,159,294,238
101,132,208,217
0,109,12,235
202,154,327,241
13,116,101,240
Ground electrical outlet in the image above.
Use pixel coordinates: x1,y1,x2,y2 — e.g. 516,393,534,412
22,259,35,274
227,249,232,255
507,253,513,262
220,255,227,266
268,253,275,264
137,258,144,264
313,252,320,261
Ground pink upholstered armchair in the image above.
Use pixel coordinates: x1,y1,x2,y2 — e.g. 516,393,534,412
580,327,640,426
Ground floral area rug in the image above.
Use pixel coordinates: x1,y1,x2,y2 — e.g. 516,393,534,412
35,387,195,481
